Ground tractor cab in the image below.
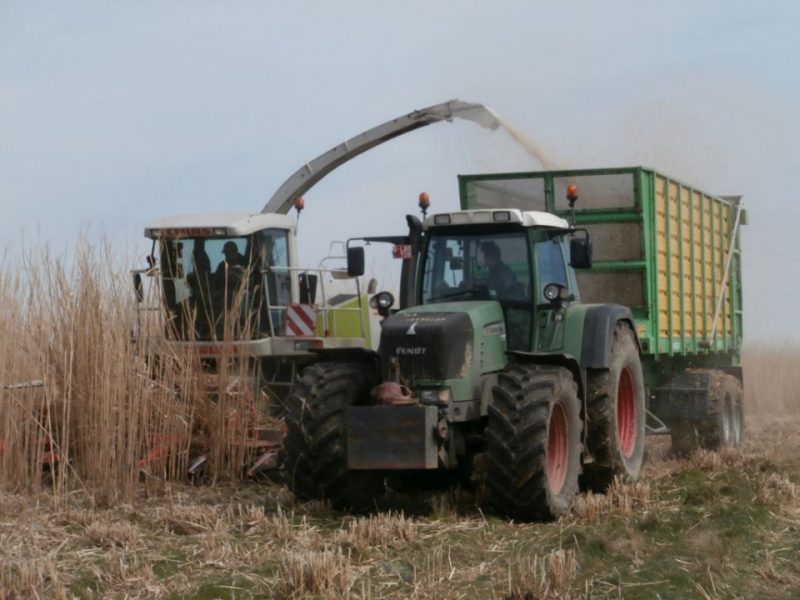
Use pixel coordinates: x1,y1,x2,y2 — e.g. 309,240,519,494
418,208,586,352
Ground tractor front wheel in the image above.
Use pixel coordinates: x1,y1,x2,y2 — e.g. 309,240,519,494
283,361,383,511
485,365,582,521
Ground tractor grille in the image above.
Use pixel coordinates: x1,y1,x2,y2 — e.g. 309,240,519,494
379,312,473,382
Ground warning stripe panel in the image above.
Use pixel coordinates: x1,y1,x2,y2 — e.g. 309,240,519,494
284,304,316,337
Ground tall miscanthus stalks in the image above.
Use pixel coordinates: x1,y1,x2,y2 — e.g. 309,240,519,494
0,239,264,505
743,342,800,417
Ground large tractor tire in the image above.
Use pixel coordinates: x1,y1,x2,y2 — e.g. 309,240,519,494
283,361,383,511
485,365,582,521
582,323,646,491
670,371,744,456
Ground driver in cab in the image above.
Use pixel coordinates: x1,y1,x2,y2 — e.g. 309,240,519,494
480,241,520,299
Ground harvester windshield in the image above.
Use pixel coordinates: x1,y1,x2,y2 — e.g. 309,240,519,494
158,229,290,341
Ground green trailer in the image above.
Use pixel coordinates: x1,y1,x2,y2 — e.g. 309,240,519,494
284,166,745,520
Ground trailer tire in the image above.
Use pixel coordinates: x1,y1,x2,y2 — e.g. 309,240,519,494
704,373,744,450
670,371,744,455
284,362,383,511
582,323,646,491
485,365,582,521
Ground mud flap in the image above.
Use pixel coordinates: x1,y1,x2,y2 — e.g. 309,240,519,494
347,405,439,470
652,371,714,422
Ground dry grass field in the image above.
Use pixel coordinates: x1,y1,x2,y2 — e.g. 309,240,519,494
1,244,799,599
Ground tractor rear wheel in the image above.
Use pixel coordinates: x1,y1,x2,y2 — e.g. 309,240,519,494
582,323,646,491
284,361,383,511
485,365,582,521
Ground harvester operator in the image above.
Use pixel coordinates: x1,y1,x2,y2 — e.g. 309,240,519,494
216,241,247,277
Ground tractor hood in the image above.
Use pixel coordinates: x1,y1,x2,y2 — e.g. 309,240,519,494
378,301,507,384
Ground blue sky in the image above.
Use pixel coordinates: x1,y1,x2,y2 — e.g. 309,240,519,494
1,1,798,340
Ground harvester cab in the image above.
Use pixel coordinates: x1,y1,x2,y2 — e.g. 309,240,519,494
141,211,371,355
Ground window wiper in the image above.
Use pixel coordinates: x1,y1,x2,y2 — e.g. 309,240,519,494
427,284,490,302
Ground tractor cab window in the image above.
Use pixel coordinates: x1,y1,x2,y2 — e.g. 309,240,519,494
422,230,531,305
534,238,568,301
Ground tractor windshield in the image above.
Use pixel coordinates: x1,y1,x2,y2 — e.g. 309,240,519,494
159,229,290,341
422,229,533,350
422,230,532,305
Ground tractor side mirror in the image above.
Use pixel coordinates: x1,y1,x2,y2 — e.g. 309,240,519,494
132,272,144,303
569,236,592,269
347,246,365,277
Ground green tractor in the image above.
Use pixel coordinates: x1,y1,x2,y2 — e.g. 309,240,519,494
283,167,745,520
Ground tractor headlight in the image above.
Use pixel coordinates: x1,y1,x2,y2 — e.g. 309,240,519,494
543,283,565,302
369,291,395,310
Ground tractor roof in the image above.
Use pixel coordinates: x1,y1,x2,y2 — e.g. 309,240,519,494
424,209,570,230
144,212,295,239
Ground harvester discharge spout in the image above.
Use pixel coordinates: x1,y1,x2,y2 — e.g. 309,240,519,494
261,99,501,215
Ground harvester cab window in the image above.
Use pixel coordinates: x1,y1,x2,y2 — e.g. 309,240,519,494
160,235,257,340
257,228,291,333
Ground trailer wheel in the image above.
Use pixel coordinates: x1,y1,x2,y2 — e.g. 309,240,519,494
707,373,744,449
485,365,582,521
284,361,383,511
671,372,744,455
582,323,646,491
728,376,745,448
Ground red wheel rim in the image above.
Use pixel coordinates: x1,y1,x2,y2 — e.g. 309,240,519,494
617,366,637,458
547,403,568,495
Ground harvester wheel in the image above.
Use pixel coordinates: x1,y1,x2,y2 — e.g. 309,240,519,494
582,323,646,491
284,361,383,511
670,371,744,455
485,365,582,521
